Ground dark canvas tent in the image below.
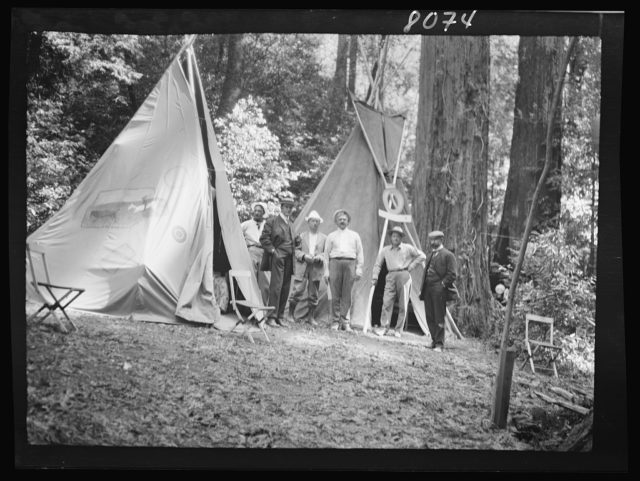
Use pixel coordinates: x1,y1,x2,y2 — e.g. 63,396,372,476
292,97,431,335
26,38,265,325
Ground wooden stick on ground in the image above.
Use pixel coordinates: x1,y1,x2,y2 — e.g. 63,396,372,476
534,390,590,415
445,308,464,340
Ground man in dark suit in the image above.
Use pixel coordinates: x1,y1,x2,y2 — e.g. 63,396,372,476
260,194,296,328
419,230,457,352
288,210,327,326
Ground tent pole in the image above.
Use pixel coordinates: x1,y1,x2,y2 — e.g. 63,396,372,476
365,216,389,333
350,96,389,185
186,48,195,95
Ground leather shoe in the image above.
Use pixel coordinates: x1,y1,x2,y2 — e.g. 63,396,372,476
266,319,279,328
342,324,354,333
330,323,340,331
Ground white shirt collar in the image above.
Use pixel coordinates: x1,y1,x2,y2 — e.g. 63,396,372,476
280,213,289,223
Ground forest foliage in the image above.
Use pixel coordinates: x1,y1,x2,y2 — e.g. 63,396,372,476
25,32,600,356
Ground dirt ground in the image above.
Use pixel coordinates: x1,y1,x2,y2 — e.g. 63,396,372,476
23,304,593,451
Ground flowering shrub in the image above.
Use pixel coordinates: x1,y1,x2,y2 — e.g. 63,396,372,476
214,97,299,220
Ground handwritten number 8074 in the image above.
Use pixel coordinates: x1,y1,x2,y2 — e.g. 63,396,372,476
403,10,477,33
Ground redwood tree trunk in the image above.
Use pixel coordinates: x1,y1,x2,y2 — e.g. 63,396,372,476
412,36,492,335
348,35,358,95
216,34,244,118
494,37,565,266
330,34,349,123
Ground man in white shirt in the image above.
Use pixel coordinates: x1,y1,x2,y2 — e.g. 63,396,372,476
287,210,327,326
323,209,364,332
240,201,269,303
371,226,426,338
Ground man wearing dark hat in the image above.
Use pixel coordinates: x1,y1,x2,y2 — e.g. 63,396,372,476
419,230,457,352
323,209,364,332
371,226,426,338
260,193,296,328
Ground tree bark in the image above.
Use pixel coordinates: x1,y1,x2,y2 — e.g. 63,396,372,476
330,34,349,123
27,32,43,80
412,36,492,335
494,37,565,266
215,34,244,119
348,35,358,96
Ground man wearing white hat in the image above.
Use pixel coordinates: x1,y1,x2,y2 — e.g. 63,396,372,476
323,209,364,332
287,210,327,326
260,193,296,328
241,201,269,303
371,226,426,338
419,230,457,352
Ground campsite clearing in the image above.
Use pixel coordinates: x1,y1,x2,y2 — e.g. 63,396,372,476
25,307,592,450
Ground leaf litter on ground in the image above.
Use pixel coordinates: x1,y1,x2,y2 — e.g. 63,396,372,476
24,308,593,450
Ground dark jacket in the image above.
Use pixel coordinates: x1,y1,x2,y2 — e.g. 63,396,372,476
419,247,457,299
259,215,296,271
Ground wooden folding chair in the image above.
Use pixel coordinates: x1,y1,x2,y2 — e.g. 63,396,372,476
228,269,274,344
521,313,562,377
26,244,85,330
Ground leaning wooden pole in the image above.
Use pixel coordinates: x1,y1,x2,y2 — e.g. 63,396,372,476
491,37,577,428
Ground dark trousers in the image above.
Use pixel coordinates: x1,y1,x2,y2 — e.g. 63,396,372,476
424,283,446,346
268,253,293,320
329,258,355,325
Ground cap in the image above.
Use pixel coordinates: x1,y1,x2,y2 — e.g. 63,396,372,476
428,230,445,238
251,201,268,213
278,193,295,205
389,226,404,237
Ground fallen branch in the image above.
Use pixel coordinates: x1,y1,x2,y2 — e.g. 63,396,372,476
548,386,575,402
534,390,590,415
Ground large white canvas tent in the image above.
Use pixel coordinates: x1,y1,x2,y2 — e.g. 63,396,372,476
26,37,264,325
292,96,432,335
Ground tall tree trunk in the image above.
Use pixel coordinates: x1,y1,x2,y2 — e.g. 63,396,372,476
348,35,357,96
330,34,349,124
412,36,492,335
215,34,244,119
588,155,597,276
27,32,43,81
494,37,565,266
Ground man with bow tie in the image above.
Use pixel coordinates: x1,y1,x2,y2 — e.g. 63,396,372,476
287,210,327,326
419,230,457,352
241,201,269,303
260,194,297,328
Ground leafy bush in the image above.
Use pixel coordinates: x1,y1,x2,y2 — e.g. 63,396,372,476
488,228,596,376
512,229,596,333
214,97,299,220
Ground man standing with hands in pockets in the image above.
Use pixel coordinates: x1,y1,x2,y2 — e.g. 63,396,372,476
260,194,296,328
419,230,457,352
323,209,364,332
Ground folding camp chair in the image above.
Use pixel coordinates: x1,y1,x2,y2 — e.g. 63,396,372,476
521,313,562,377
228,270,274,344
26,244,85,330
